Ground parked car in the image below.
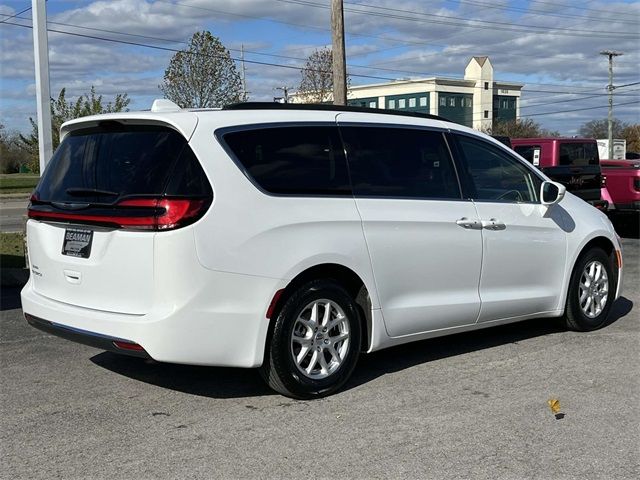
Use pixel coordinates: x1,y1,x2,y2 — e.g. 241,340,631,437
512,137,608,211
600,158,640,215
22,102,623,398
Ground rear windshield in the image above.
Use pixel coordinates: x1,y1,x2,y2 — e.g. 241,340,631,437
559,142,599,166
36,125,211,203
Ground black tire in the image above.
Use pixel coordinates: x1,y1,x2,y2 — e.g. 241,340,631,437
564,247,616,332
260,279,362,399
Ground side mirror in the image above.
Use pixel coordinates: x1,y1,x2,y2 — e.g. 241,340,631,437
540,181,566,206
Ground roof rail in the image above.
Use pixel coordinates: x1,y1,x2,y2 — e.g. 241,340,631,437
223,102,449,122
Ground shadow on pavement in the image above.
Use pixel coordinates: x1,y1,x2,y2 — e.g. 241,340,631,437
0,286,23,311
611,214,639,239
91,296,632,399
346,296,633,392
91,353,274,399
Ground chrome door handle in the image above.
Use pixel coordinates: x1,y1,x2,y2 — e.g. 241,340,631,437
456,217,482,230
481,218,506,230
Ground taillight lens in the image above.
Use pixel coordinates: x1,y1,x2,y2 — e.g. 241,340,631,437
601,175,607,187
28,197,210,231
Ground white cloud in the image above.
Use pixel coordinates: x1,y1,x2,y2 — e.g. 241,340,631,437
0,0,638,134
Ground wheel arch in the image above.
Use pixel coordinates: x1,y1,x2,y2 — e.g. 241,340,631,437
266,263,374,353
560,234,619,312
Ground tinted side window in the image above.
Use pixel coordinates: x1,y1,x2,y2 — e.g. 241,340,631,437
455,135,541,203
221,126,350,195
340,127,461,199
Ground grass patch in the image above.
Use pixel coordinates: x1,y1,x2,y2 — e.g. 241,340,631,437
0,232,25,268
0,174,39,194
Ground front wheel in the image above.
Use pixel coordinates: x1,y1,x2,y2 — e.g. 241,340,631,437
564,248,616,331
260,279,362,399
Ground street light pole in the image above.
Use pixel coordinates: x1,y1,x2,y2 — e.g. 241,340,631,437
600,50,623,160
31,0,53,174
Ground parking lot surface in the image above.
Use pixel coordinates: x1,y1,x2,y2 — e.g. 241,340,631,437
1,235,638,479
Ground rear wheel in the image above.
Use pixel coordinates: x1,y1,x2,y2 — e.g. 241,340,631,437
260,279,362,399
564,248,615,331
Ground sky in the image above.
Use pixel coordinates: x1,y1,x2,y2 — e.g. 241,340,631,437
1,0,639,136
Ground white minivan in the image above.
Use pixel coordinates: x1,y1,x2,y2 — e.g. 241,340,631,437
21,101,623,398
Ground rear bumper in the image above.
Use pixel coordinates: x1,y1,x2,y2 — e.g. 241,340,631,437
611,201,640,212
25,313,151,359
21,269,286,368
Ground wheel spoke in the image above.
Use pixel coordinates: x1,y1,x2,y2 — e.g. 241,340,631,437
296,344,311,363
326,313,345,331
330,332,349,345
318,353,330,374
305,350,319,375
321,302,332,327
328,345,342,364
579,289,588,303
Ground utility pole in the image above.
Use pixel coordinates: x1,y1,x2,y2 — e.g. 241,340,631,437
331,0,347,105
240,44,248,101
31,0,53,174
600,50,623,159
274,86,290,103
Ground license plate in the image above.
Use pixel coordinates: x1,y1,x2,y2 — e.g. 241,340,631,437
62,228,94,258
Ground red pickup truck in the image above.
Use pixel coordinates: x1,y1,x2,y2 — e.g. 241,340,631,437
512,138,607,210
600,158,640,215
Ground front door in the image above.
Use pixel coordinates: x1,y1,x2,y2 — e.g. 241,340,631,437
337,117,483,337
452,134,567,322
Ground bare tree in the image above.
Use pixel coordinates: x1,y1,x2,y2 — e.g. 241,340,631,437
579,118,627,139
160,31,244,108
298,48,334,104
484,119,560,138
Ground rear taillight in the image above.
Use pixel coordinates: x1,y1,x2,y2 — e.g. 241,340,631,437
601,175,607,188
27,197,210,231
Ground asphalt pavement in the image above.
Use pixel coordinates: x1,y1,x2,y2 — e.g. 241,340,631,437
1,236,638,479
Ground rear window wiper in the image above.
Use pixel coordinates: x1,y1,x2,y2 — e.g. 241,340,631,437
65,188,119,197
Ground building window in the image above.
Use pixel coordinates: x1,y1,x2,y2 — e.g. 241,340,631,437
464,98,472,108
398,99,406,108
369,101,376,108
409,98,416,108
388,99,396,109
439,96,446,107
484,82,489,90
449,98,456,107
484,110,489,119
502,99,508,109
420,96,427,107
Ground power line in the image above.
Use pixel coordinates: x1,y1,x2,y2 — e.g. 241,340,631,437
275,0,638,39
437,0,640,26
521,100,640,118
7,14,629,94
0,5,32,24
2,20,396,83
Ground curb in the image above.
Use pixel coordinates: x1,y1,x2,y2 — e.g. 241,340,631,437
0,193,31,200
1,268,29,288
